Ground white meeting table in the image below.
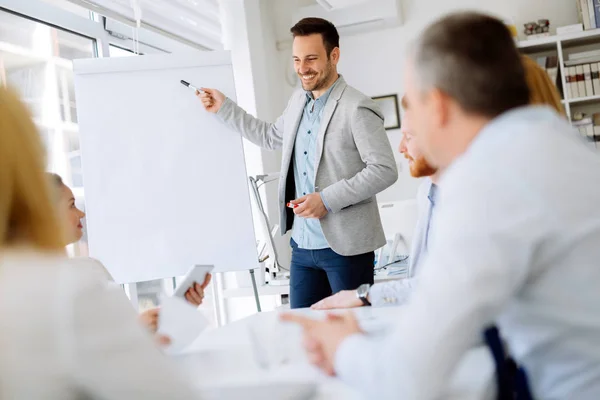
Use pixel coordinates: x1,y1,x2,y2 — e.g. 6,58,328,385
173,306,496,400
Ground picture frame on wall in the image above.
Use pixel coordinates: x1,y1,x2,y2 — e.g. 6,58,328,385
372,94,401,130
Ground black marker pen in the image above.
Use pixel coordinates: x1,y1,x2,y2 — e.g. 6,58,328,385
180,80,204,93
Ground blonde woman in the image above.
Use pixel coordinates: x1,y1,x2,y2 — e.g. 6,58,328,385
521,54,565,113
0,86,200,399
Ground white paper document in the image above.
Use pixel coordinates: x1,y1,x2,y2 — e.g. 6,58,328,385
157,296,209,353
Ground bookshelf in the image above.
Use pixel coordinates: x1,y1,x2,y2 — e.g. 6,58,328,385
567,93,600,105
519,27,600,151
518,28,600,121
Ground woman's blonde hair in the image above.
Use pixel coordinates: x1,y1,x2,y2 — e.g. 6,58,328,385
522,55,565,115
0,86,65,251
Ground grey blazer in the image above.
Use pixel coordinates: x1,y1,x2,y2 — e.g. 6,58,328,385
216,76,398,256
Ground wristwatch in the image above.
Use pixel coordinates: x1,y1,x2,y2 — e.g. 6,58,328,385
356,283,372,306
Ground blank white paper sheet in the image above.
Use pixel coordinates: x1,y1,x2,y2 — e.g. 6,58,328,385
73,52,258,283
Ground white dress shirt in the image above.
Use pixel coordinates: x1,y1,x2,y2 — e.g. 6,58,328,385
369,178,435,306
0,251,200,399
335,107,600,399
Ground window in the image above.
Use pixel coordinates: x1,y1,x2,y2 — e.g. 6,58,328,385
0,9,95,189
1,0,219,328
109,44,136,57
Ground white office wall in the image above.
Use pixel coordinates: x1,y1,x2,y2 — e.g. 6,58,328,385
218,0,292,322
267,0,579,202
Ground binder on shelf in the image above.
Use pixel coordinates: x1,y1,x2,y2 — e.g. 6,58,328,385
565,71,573,99
546,56,559,87
584,64,594,96
595,0,600,30
576,0,584,28
581,0,592,30
565,56,600,67
577,65,587,97
592,63,600,94
588,0,597,29
570,66,580,98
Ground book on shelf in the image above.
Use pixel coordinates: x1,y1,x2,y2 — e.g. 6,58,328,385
576,0,600,30
565,56,600,67
577,65,587,97
580,0,592,30
584,64,595,96
588,0,597,29
592,63,600,94
569,49,600,61
569,66,580,98
557,23,584,35
563,62,600,98
565,69,573,99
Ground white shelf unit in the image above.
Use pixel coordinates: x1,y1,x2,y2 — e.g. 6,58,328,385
518,29,600,121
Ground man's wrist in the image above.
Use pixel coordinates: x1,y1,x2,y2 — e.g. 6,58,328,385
356,283,372,306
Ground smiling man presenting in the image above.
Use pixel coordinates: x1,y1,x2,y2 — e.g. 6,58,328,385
198,18,397,308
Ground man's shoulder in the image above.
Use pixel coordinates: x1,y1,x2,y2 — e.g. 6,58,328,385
337,82,383,121
339,82,374,105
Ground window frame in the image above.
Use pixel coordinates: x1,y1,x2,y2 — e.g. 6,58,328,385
0,0,202,309
0,0,198,57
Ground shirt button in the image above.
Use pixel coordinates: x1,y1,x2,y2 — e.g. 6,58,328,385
307,130,311,134
303,192,306,195
303,172,307,176
304,151,307,155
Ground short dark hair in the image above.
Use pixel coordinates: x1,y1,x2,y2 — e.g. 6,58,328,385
413,12,530,118
290,17,340,57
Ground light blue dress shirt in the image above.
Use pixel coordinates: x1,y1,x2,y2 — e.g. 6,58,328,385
368,179,437,306
291,79,339,250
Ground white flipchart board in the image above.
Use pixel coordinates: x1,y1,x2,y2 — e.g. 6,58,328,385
73,52,258,284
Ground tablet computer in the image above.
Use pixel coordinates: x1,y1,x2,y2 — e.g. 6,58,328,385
173,264,214,298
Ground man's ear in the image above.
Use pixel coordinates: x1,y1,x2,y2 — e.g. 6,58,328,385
330,47,340,65
430,88,450,128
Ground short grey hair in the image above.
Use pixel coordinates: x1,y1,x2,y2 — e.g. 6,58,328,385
409,12,529,118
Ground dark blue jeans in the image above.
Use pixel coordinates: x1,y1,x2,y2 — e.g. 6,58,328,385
289,238,375,309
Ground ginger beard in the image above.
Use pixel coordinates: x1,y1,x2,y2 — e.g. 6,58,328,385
404,152,437,178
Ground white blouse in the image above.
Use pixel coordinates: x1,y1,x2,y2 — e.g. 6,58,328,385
0,251,200,399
